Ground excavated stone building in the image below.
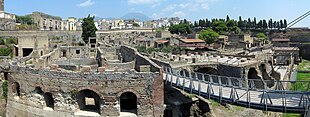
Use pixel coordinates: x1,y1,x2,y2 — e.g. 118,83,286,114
2,40,164,116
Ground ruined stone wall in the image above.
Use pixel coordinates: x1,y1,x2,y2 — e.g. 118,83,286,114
218,64,243,78
59,46,90,59
0,18,16,31
120,46,161,72
7,66,163,117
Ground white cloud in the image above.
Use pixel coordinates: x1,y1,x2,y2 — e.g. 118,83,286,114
151,3,161,8
78,0,94,7
201,3,209,10
128,0,163,4
172,11,185,18
162,4,177,12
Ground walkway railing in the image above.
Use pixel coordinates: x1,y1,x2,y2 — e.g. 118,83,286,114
163,67,310,114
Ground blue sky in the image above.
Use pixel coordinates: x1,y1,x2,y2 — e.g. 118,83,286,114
5,0,310,27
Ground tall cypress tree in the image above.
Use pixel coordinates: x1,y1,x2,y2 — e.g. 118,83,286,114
226,15,230,22
253,17,257,29
284,19,288,28
263,20,268,29
280,20,284,29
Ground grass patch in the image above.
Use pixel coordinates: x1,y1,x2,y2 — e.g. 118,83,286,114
282,113,302,117
290,72,310,91
208,99,221,107
298,59,310,71
290,59,310,91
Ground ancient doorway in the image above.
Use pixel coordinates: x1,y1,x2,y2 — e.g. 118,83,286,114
22,48,33,57
76,89,101,113
120,92,137,114
43,93,54,109
13,82,20,96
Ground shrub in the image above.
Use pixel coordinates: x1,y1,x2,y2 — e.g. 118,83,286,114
0,48,11,56
2,80,8,99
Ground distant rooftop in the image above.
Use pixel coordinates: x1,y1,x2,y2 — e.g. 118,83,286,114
180,39,205,43
272,38,290,42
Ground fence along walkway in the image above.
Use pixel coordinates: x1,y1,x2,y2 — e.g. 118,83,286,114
163,67,310,114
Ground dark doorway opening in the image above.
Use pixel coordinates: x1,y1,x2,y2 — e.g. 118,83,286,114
120,92,137,114
248,68,264,89
22,48,33,57
43,93,54,109
76,89,101,113
13,82,20,96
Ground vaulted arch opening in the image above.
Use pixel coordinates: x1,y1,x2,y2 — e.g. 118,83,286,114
76,89,101,113
120,92,137,114
43,93,54,109
195,67,219,75
35,87,43,94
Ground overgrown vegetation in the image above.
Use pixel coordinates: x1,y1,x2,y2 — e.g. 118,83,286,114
0,37,17,56
298,59,310,71
2,80,8,100
282,113,302,117
16,15,33,25
290,60,310,91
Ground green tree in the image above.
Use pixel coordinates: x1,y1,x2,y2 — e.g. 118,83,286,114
194,21,198,27
284,19,288,29
253,17,257,29
256,33,266,39
168,24,192,35
198,29,219,44
133,23,140,27
2,80,8,99
226,15,230,22
16,15,33,25
0,48,11,56
0,38,4,45
263,20,268,29
280,20,284,29
211,21,228,34
82,15,97,44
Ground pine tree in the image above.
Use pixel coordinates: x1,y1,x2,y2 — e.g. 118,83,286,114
82,15,97,44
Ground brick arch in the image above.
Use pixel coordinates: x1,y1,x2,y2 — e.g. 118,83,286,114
117,88,141,99
76,87,103,99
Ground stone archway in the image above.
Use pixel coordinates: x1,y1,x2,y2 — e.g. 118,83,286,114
120,92,137,114
34,87,43,94
195,67,219,75
76,89,101,113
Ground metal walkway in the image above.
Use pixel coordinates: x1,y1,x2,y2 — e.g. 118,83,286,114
163,67,310,114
